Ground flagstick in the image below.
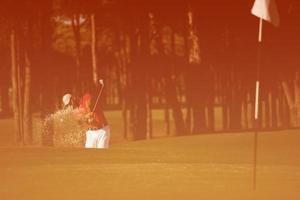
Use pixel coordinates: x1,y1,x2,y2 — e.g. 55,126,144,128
253,17,263,190
258,18,263,42
253,81,260,190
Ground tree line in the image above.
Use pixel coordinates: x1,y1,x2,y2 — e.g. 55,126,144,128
0,0,299,145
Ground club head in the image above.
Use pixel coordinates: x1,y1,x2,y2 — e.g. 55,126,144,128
99,79,104,85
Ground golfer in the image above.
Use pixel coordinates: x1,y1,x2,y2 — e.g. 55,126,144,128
79,93,110,149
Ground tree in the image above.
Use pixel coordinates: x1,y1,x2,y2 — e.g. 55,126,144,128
282,72,300,127
10,29,22,143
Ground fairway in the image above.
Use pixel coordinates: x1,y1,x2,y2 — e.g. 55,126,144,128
1,130,300,200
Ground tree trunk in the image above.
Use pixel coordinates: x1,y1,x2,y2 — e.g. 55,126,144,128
72,13,82,87
165,75,186,135
294,72,300,117
282,80,300,127
17,61,24,143
146,92,153,139
185,106,192,134
130,59,148,140
282,81,294,109
165,104,170,136
229,73,241,130
90,14,98,85
23,53,32,144
122,100,128,139
10,30,22,144
185,9,205,134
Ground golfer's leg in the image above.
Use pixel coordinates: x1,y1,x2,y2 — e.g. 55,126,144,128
103,126,110,148
85,130,96,148
96,129,108,148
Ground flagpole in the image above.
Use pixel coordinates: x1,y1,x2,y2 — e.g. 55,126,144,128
253,17,263,190
251,0,280,190
258,18,263,42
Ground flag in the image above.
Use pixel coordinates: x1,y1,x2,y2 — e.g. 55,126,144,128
251,0,280,27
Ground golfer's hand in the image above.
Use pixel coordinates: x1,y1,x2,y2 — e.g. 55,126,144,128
88,117,93,124
86,112,94,124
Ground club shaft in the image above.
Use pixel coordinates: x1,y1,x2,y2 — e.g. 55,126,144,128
92,85,104,112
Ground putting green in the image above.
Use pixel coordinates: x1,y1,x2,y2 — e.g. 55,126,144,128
1,130,300,200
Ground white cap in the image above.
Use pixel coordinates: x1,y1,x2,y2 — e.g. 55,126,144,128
62,94,72,106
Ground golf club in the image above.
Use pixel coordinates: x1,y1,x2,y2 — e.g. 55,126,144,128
92,79,104,112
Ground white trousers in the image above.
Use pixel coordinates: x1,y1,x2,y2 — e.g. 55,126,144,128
85,126,110,148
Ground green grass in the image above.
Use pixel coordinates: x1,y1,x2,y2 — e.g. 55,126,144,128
1,130,300,200
0,119,14,146
1,110,300,199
